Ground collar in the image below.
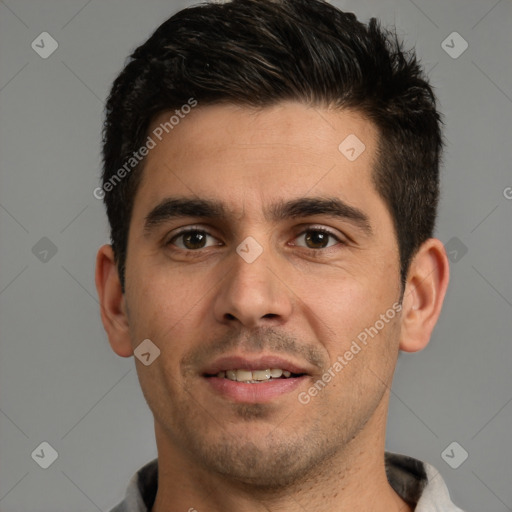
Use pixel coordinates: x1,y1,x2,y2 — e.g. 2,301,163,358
110,451,465,511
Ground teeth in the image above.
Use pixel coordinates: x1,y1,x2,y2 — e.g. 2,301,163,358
252,369,271,381
215,368,294,382
236,369,253,382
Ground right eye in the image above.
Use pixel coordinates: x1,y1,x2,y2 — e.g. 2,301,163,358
167,228,222,251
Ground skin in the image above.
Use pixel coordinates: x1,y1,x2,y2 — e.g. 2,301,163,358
96,102,449,512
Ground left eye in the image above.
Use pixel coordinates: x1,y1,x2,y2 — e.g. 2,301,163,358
293,228,342,249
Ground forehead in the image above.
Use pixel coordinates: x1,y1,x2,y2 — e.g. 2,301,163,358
133,102,382,221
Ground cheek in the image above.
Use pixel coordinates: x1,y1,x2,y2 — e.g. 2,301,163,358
299,269,399,356
127,262,219,358
126,267,184,341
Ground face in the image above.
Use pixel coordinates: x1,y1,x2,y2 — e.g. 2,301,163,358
122,102,403,487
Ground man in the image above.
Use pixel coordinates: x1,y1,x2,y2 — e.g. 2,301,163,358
95,0,465,510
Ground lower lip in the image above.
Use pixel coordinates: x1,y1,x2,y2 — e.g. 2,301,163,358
204,376,307,403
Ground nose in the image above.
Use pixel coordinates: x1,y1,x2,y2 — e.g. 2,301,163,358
213,241,293,329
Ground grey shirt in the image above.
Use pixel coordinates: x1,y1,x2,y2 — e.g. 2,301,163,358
109,452,466,511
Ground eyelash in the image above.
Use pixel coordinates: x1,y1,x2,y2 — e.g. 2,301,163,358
166,226,345,252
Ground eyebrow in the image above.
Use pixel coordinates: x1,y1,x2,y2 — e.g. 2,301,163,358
143,196,372,236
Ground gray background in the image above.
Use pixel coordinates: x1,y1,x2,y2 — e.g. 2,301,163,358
0,0,511,510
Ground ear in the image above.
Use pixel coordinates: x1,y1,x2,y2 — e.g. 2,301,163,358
399,238,450,353
95,244,133,357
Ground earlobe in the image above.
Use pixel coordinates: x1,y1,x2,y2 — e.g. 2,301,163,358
95,244,134,357
399,238,450,353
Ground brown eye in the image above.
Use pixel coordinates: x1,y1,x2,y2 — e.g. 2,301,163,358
304,231,330,249
294,228,343,249
168,230,218,250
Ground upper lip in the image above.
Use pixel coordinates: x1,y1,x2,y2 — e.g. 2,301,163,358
202,354,311,376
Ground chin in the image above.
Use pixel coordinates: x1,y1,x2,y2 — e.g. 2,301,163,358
191,434,325,490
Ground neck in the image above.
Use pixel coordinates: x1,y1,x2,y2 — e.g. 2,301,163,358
150,399,413,512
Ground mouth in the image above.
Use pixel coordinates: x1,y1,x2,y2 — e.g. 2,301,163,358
201,355,311,403
204,368,306,383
